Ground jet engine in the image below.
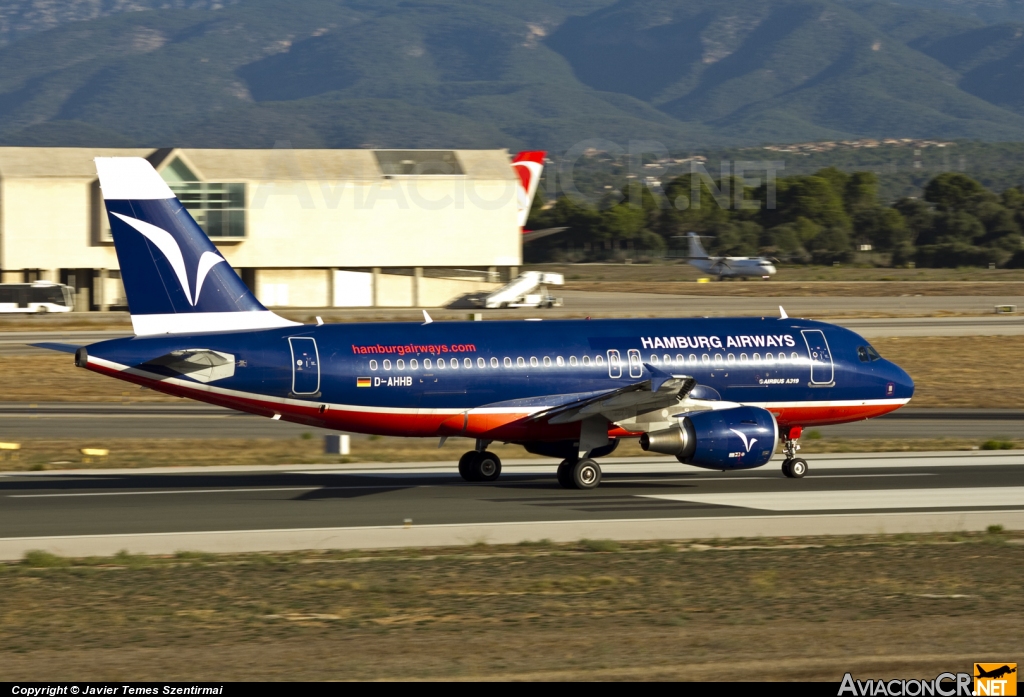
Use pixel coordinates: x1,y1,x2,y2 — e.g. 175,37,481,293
639,405,778,470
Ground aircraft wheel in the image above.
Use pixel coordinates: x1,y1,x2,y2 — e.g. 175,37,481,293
474,451,502,482
458,451,478,482
781,458,792,477
556,460,575,489
785,458,808,479
573,459,602,490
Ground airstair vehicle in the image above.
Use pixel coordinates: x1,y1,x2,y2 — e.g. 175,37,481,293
478,271,564,309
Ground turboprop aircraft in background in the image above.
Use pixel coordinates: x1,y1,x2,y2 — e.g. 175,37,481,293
685,232,778,279
35,158,913,489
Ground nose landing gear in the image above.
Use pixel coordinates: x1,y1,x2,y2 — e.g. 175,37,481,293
781,426,807,479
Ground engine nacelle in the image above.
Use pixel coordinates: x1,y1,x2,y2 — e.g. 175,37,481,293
639,405,778,470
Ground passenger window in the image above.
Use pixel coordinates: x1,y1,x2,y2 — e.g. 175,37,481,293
491,357,499,368
727,353,735,364
370,360,378,370
701,354,710,365
714,354,724,366
753,353,760,362
424,358,432,369
791,352,799,362
663,354,672,365
477,357,485,368
570,356,578,366
689,354,697,365
437,359,445,370
504,357,512,367
397,359,405,369
650,355,659,365
740,353,748,363
595,355,604,366
582,356,591,366
530,356,539,367
517,357,526,367
676,354,684,365
451,358,458,368
464,357,472,368
383,359,392,370
765,353,773,364
543,356,552,367
410,359,418,369
556,356,564,366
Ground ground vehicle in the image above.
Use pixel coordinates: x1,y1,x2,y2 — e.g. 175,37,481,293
0,282,73,313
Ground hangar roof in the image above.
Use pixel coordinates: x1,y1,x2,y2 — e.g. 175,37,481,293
0,147,515,181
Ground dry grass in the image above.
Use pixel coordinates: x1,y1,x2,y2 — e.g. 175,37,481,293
0,533,1021,680
872,336,1024,409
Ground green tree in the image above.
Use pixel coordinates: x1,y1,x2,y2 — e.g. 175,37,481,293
660,173,732,243
844,172,879,212
923,173,995,214
780,176,851,231
852,207,908,252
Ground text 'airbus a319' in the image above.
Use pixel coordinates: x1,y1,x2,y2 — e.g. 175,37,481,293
36,158,914,489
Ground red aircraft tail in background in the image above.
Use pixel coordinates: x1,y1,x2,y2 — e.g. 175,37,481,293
512,151,545,229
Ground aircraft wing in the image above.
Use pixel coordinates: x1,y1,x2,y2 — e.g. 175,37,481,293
498,370,696,425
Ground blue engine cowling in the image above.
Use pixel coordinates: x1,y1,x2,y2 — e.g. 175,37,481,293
639,405,778,471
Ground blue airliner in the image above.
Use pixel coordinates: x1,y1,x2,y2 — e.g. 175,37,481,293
37,158,914,489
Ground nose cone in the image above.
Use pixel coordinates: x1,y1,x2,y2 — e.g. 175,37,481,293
887,360,915,401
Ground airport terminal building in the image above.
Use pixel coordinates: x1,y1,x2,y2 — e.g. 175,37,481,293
0,147,522,310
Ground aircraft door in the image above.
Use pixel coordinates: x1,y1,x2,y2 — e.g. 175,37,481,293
627,349,643,378
607,349,622,378
801,330,834,385
289,337,320,395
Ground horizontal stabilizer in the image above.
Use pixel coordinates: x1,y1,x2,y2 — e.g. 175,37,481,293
31,342,81,354
522,227,568,244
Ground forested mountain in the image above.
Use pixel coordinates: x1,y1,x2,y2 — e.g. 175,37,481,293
3,0,1024,149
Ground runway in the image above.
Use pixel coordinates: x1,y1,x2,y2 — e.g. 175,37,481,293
0,403,1019,440
1,451,1022,559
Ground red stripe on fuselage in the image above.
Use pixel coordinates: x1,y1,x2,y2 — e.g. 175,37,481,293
87,361,904,442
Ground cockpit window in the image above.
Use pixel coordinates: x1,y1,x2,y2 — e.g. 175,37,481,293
857,345,881,362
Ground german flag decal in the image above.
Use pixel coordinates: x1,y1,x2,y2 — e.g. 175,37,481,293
356,377,372,388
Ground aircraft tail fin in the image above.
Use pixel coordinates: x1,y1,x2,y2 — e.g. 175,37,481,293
687,232,709,259
512,151,545,228
94,157,299,336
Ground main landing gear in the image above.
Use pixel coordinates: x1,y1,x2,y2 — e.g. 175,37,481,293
458,440,502,482
556,458,602,490
781,426,808,479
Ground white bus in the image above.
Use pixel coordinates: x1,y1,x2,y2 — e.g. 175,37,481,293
0,282,74,313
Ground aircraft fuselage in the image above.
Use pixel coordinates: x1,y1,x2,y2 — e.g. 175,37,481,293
79,317,913,443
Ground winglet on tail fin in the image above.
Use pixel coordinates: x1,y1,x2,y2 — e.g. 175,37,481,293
512,151,545,228
95,157,299,336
